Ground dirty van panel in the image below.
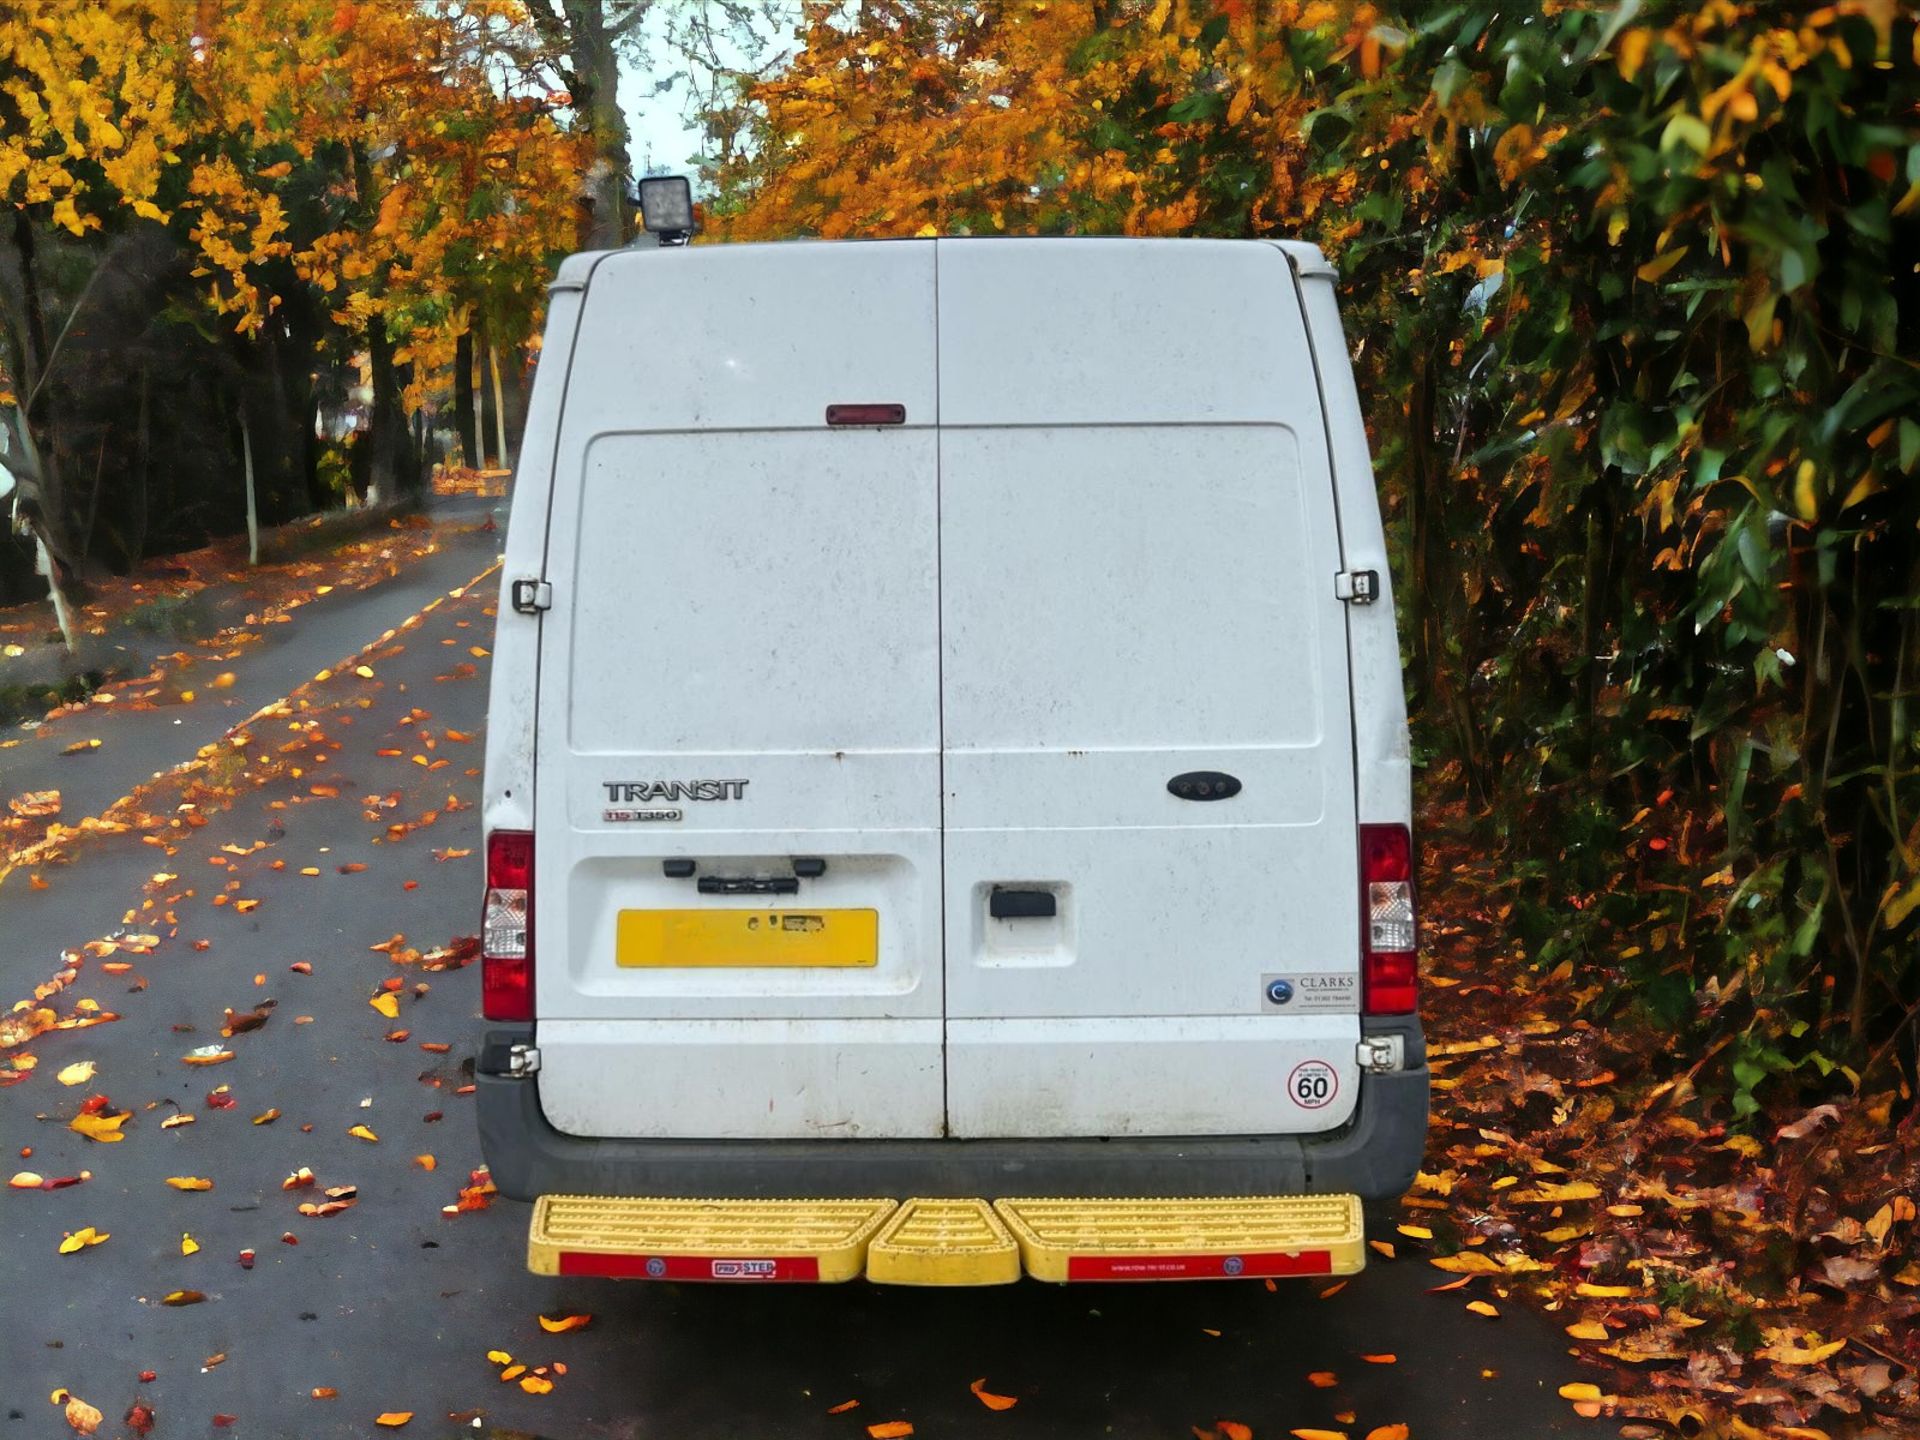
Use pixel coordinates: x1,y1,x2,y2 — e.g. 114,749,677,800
532,242,944,1141
935,239,1361,1138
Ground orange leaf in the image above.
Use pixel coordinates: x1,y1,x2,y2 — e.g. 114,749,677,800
1365,1428,1410,1440
970,1378,1017,1411
1307,1371,1338,1388
1291,1430,1350,1440
1219,1424,1252,1440
538,1314,592,1333
165,1176,213,1191
868,1424,915,1438
828,1400,860,1414
374,1414,412,1428
161,1290,206,1306
1359,1353,1396,1364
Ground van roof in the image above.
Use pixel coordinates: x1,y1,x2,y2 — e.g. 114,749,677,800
549,235,1336,292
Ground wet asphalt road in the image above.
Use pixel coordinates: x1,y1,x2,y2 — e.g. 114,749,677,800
0,499,1587,1439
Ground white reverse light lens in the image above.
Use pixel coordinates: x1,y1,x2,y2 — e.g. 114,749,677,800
1368,880,1415,952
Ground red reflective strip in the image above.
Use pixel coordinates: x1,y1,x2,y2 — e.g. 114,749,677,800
1066,1250,1333,1281
825,403,906,426
557,1252,821,1282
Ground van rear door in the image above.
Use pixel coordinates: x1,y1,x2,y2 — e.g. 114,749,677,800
935,239,1362,1138
531,242,945,1140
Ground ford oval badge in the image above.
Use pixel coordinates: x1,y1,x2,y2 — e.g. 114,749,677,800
1167,770,1243,801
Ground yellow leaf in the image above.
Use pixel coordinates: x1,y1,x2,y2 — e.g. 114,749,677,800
69,1111,128,1142
1507,1180,1601,1204
355,665,375,678
1559,1383,1603,1402
1466,1299,1500,1318
487,1350,513,1366
1575,1282,1635,1297
1841,473,1884,511
970,1378,1017,1411
1396,1224,1433,1240
58,1226,109,1254
1616,27,1651,80
348,1124,379,1142
1793,459,1819,521
519,1375,553,1394
181,1232,200,1255
369,992,401,1019
11,1172,44,1188
1566,1321,1609,1340
1635,247,1689,283
538,1314,592,1333
1757,1335,1847,1366
55,1061,97,1087
166,1176,213,1191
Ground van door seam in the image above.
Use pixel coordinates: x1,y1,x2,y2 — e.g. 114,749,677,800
933,237,950,1136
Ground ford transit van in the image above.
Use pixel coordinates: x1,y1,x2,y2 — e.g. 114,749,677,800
477,236,1426,1285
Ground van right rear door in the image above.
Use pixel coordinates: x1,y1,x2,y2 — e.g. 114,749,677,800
935,239,1363,1139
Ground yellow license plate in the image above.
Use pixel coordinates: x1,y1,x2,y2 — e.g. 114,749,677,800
615,909,878,968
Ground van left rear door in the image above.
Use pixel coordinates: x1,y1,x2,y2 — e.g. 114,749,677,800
530,242,946,1141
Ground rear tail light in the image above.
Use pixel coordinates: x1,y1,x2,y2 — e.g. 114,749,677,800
1360,823,1417,1014
482,830,533,1022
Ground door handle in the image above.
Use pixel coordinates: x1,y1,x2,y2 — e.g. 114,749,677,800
989,888,1056,920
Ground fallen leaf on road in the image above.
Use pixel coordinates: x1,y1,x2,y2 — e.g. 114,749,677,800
160,1290,205,1306
374,1413,412,1428
181,1047,235,1066
368,993,400,1020
1308,1371,1338,1388
166,1176,213,1191
1396,1223,1432,1240
538,1313,592,1333
283,1168,315,1190
9,789,60,817
1507,1180,1601,1204
1359,1353,1396,1365
252,1109,280,1125
1574,1282,1635,1298
828,1400,860,1414
160,1114,194,1129
58,1227,109,1254
867,1425,914,1439
1566,1320,1608,1340
1291,1430,1349,1440
69,1105,130,1142
970,1379,1017,1411
55,1061,96,1087
1365,1427,1410,1440
1217,1423,1252,1440
124,1401,155,1437
413,1154,436,1170
1368,1240,1394,1259
519,1375,554,1395
1465,1300,1500,1318
181,1233,199,1256
61,739,102,756
310,1388,336,1400
63,1395,104,1435
347,1124,378,1142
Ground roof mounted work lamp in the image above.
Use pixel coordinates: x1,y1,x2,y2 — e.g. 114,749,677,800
638,175,694,246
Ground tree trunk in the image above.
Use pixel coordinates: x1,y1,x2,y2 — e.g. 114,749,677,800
363,317,419,500
454,327,478,469
129,367,150,559
489,341,510,471
562,0,640,249
240,403,259,565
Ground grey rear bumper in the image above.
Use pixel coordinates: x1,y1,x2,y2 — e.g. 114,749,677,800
476,1019,1428,1203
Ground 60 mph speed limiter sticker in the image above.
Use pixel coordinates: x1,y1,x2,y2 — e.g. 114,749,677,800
1288,1059,1339,1109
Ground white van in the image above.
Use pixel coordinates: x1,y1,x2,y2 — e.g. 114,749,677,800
477,236,1426,1286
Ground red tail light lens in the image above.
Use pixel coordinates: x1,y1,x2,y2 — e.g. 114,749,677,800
1360,823,1417,1014
482,830,533,1022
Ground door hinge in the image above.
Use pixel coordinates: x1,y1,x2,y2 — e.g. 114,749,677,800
511,578,552,615
1355,1034,1404,1073
508,1043,542,1077
1335,570,1380,605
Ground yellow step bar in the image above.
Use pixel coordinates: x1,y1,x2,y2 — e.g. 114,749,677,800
527,1192,1363,1285
995,1193,1366,1282
866,1197,1022,1286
